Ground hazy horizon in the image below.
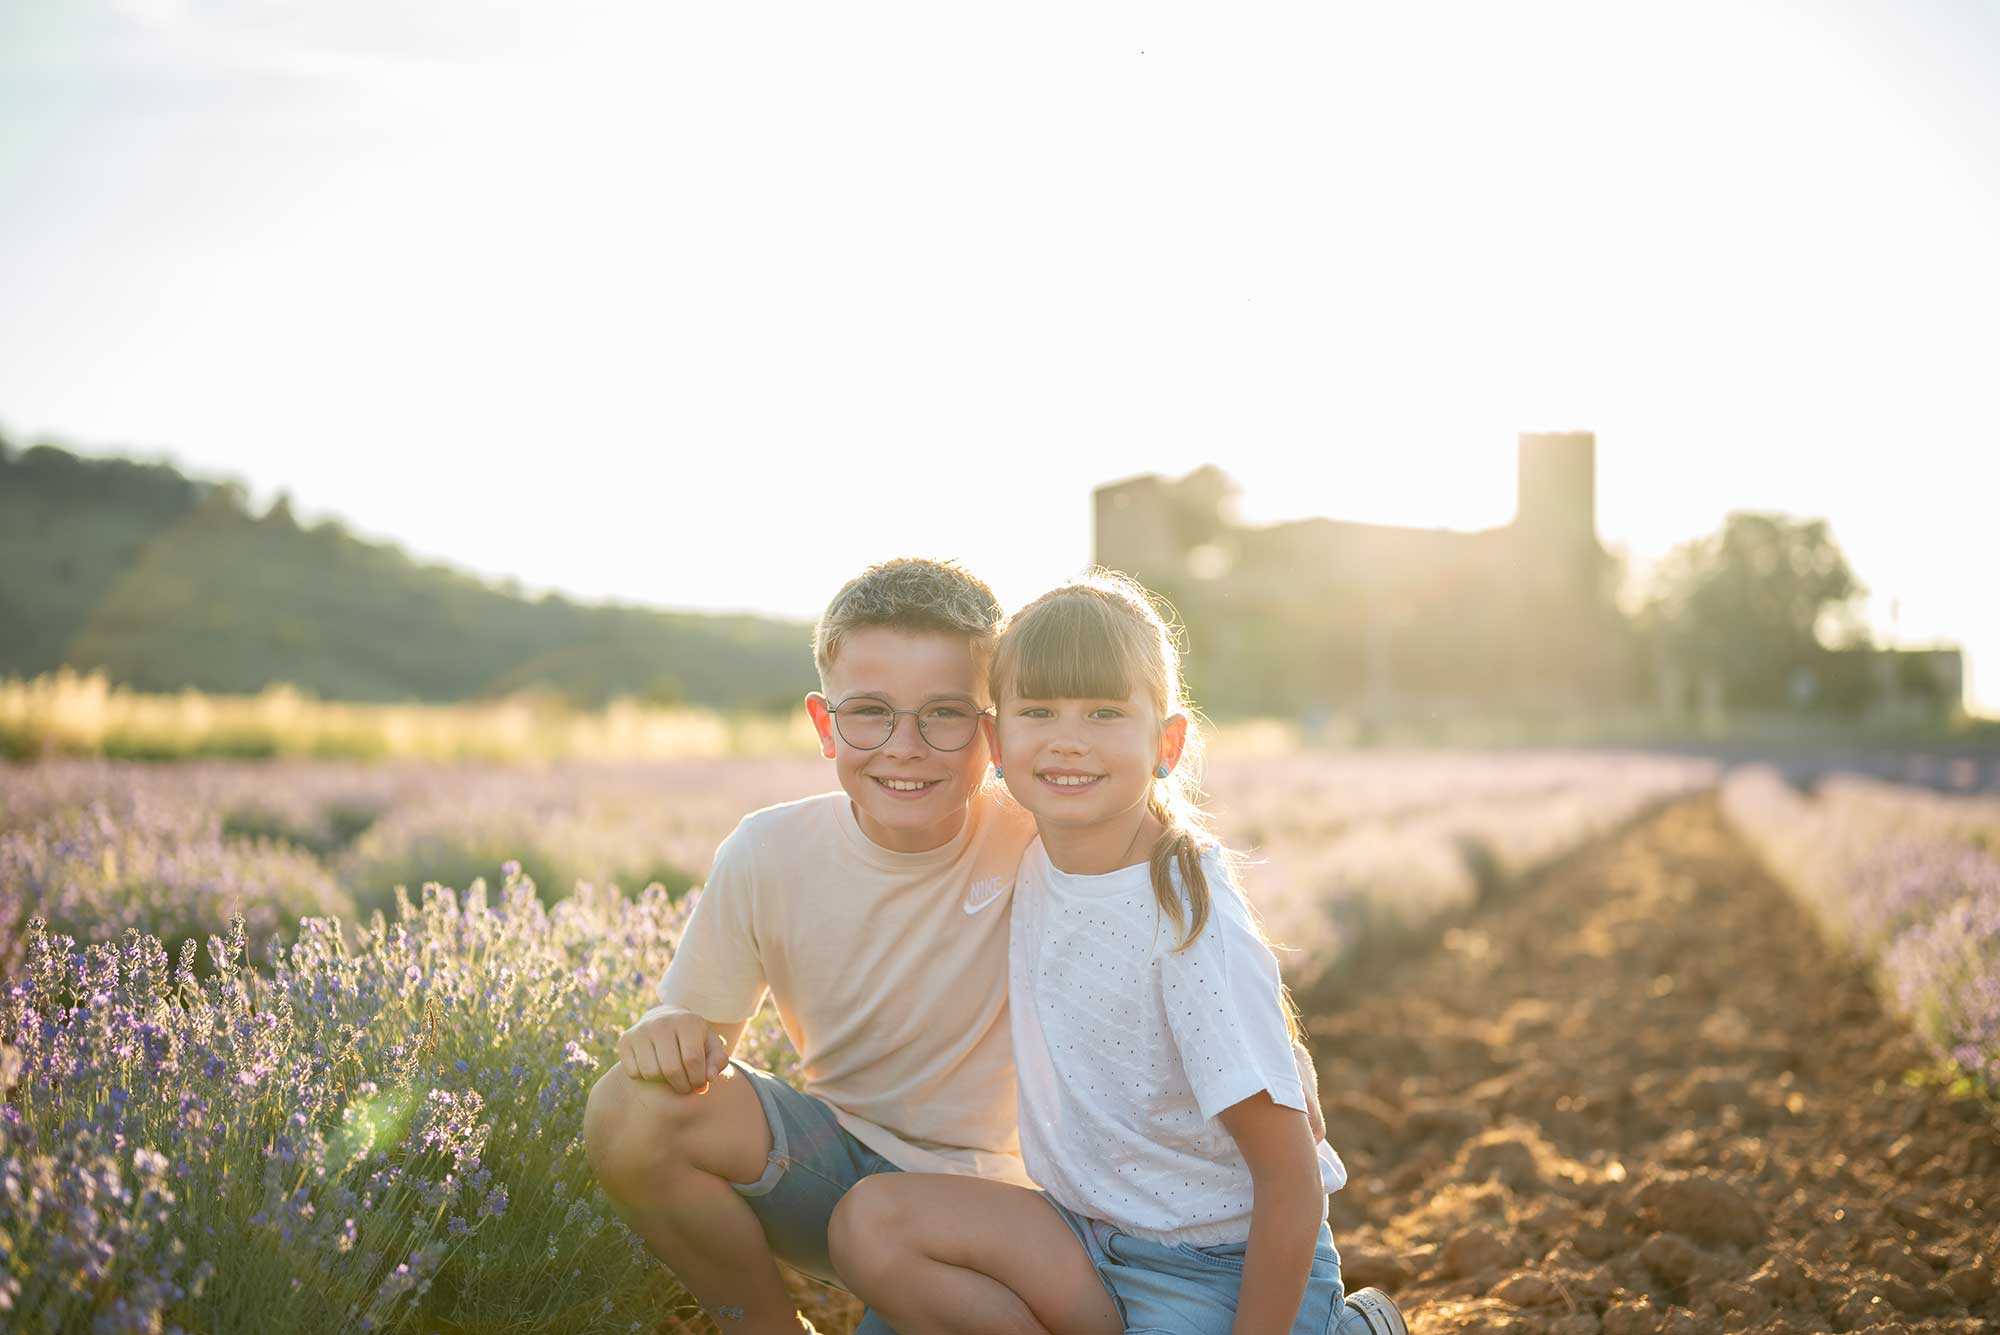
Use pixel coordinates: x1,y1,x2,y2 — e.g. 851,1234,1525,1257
3,2,1995,711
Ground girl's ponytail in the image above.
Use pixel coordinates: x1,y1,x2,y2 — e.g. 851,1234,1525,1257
1147,788,1211,952
1147,786,1300,1044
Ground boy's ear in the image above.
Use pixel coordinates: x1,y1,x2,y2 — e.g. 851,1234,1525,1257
804,692,838,760
1160,711,1190,772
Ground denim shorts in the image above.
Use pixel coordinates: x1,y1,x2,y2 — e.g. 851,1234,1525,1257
1043,1195,1371,1335
725,1061,901,1295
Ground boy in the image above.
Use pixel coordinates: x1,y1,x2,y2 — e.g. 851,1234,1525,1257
582,559,1362,1335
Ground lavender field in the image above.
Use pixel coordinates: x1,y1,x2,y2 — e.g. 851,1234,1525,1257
1722,767,2000,1090
2,751,1995,1333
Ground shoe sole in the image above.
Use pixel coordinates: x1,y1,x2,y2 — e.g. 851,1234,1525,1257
1344,1287,1410,1335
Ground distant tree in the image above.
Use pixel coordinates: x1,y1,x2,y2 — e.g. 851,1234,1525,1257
18,444,87,497
1644,512,1867,709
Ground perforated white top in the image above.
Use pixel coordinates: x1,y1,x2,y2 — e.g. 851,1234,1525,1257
1010,838,1346,1246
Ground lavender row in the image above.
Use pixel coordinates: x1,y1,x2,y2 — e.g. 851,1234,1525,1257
1812,774,2000,860
1229,754,1719,989
2,753,1713,978
1,868,799,1334
1720,767,2000,1088
0,758,831,969
0,792,350,976
1206,748,1707,846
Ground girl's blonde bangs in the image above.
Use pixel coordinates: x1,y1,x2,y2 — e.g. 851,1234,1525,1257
994,593,1151,704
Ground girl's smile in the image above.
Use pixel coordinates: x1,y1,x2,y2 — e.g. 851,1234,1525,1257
1034,768,1106,793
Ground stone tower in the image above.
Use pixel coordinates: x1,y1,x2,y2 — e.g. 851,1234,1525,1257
1513,430,1597,548
1510,430,1610,649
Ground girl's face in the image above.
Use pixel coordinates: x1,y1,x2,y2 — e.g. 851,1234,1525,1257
989,686,1186,837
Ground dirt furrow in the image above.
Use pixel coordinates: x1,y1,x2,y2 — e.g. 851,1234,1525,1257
1310,794,2000,1334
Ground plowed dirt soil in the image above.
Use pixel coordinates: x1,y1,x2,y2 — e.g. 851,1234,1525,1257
799,796,2000,1333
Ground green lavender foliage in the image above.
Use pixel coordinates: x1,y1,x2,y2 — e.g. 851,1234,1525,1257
1,869,799,1334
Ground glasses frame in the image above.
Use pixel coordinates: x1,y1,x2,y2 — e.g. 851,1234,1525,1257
825,695,993,752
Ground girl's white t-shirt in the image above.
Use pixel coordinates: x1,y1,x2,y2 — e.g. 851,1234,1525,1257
1010,837,1347,1247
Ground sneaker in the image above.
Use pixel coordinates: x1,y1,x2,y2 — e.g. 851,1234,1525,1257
1344,1287,1410,1335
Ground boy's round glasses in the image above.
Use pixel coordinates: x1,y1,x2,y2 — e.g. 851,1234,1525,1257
828,697,990,752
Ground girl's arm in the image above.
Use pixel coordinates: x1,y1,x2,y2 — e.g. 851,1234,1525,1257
1215,1091,1327,1335
1292,1038,1326,1143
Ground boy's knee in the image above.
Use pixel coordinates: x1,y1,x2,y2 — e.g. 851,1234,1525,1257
582,1067,640,1184
582,1064,769,1201
582,1067,691,1194
826,1175,911,1287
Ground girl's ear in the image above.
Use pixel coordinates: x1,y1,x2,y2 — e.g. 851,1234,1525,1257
980,710,999,767
804,692,838,760
1159,711,1190,772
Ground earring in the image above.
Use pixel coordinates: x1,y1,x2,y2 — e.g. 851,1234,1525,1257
1156,763,1171,779
993,764,1005,778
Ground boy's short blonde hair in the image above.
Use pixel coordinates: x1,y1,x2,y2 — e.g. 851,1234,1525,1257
813,558,1005,688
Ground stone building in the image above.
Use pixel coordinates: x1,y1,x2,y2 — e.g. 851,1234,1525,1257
1094,432,1637,724
1095,431,1968,729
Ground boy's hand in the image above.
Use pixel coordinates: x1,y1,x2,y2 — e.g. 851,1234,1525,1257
618,1008,731,1094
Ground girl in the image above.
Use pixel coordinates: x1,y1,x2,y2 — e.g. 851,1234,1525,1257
825,572,1407,1335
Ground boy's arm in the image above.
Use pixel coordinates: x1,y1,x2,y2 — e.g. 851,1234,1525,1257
1215,1092,1326,1335
631,821,768,1093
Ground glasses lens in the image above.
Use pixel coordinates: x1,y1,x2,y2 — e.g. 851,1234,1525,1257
917,703,978,751
834,699,895,749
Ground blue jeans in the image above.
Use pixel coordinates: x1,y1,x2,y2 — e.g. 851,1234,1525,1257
726,1061,903,1335
1043,1194,1377,1335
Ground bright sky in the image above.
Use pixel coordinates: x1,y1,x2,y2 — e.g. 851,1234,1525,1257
3,2,1996,713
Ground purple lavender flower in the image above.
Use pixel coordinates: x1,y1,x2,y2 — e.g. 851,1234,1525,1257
1727,765,2000,1088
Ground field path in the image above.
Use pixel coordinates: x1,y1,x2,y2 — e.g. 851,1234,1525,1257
1310,794,2000,1334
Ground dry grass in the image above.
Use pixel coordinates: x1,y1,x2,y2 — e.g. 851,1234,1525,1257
0,670,822,762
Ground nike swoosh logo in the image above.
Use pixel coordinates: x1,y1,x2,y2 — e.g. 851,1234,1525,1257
963,876,1008,914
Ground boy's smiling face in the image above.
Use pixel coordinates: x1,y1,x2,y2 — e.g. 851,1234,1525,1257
807,626,993,854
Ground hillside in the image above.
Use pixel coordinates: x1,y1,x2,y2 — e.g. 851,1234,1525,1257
0,436,816,709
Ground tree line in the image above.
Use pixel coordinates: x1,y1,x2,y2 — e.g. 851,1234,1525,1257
0,432,815,712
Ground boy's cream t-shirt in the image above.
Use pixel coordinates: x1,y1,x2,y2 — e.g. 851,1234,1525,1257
653,786,1037,1186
